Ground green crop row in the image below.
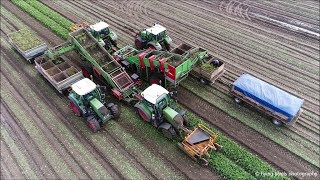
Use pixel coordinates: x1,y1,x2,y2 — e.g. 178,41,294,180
185,110,289,180
11,0,69,39
12,2,288,179
26,0,73,30
119,106,255,179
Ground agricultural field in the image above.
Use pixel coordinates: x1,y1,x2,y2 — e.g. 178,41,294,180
1,0,319,179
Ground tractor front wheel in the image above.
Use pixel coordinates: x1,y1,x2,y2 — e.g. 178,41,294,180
87,116,101,132
69,101,81,117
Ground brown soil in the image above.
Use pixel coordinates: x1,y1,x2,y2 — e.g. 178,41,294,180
2,0,319,179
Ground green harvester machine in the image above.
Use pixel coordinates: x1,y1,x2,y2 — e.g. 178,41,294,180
42,26,222,165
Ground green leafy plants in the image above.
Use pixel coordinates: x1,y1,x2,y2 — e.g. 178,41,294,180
185,111,289,180
8,28,43,51
26,0,73,30
12,0,69,39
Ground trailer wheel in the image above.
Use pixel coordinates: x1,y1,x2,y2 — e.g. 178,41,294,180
234,97,243,104
87,116,101,132
200,78,209,85
272,119,283,126
69,101,81,117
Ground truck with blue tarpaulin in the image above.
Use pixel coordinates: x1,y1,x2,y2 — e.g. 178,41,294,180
231,74,304,125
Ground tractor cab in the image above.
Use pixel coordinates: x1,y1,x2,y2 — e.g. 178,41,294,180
88,21,118,50
68,78,119,132
70,78,102,105
145,24,167,42
141,84,170,118
135,24,172,50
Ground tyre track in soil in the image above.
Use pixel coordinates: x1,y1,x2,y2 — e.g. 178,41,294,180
0,136,25,179
1,45,140,179
46,0,318,169
176,0,319,64
88,0,317,136
1,31,158,179
39,1,220,178
213,0,320,33
95,0,320,116
1,102,58,179
42,1,219,178
57,0,318,172
185,74,320,154
176,86,319,174
208,68,320,141
2,2,197,179
197,74,320,147
0,3,133,178
137,1,320,95
221,66,320,139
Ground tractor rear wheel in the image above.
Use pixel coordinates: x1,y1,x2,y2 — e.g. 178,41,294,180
87,116,101,132
161,125,177,139
135,38,143,49
107,103,120,119
136,108,150,122
69,101,81,117
81,65,92,78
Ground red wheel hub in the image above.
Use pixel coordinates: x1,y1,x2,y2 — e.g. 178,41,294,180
81,67,90,78
138,109,150,122
87,120,94,130
69,101,81,116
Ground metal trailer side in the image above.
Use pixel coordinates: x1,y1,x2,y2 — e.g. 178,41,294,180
34,56,84,93
231,74,304,125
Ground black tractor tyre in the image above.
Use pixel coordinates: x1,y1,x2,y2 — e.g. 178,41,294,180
164,42,171,51
108,104,120,119
111,40,118,47
161,126,177,139
87,116,101,132
135,38,144,49
81,65,93,78
182,115,190,127
69,101,82,117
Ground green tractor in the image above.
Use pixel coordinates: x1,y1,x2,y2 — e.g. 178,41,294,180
134,84,190,138
87,21,118,52
68,78,120,132
135,24,172,51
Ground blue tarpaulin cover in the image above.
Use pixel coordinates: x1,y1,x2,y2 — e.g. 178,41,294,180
233,74,304,122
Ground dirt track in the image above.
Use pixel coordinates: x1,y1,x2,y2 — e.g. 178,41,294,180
1,0,319,179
